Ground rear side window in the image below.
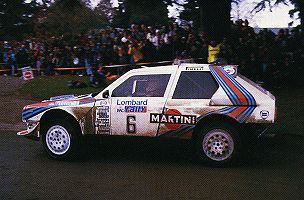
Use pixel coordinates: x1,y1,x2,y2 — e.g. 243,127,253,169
112,74,171,97
173,71,218,99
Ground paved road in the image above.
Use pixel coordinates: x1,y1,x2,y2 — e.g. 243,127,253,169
1,131,304,200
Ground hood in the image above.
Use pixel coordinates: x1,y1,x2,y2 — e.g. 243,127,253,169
22,94,96,121
24,94,95,110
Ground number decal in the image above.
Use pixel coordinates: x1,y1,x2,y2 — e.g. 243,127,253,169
127,116,136,134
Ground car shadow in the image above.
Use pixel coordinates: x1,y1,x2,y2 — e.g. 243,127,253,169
72,134,304,168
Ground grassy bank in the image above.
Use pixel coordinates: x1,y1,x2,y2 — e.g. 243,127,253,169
19,75,105,100
19,75,304,136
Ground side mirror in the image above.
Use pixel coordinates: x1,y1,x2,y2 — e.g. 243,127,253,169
102,90,110,98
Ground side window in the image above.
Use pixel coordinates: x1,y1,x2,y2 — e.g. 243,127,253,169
173,72,218,99
112,74,171,97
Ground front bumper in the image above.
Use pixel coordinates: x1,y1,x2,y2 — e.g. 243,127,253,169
17,121,40,141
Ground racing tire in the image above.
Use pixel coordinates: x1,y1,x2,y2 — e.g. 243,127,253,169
195,122,241,166
41,119,81,160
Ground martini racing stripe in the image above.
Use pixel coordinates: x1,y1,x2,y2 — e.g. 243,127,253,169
22,106,55,120
22,98,96,120
217,67,256,105
22,107,41,116
211,65,248,105
218,106,238,114
210,67,240,105
236,106,255,122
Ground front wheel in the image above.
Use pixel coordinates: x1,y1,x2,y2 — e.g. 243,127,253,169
195,123,241,166
41,120,81,160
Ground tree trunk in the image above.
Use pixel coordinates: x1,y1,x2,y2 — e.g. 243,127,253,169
199,0,232,41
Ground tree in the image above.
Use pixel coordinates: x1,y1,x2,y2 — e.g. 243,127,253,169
95,0,116,23
38,0,108,35
179,0,232,40
252,0,304,29
114,0,169,25
0,0,39,40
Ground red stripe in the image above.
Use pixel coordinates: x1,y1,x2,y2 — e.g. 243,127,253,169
213,66,248,105
228,106,247,118
25,102,54,109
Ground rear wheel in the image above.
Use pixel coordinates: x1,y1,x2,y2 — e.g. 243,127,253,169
195,122,241,166
41,119,81,160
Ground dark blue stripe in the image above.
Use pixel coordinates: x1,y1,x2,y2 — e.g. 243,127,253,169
218,67,256,105
210,66,240,105
22,106,53,120
218,67,252,105
80,100,95,105
210,66,237,104
219,106,238,114
22,107,42,116
237,106,255,122
212,66,242,105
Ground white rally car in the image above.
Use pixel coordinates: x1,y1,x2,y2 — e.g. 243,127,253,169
18,64,276,165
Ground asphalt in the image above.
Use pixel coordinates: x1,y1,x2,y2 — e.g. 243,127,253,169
1,131,304,200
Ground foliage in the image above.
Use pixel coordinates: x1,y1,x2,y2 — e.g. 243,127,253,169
113,0,169,25
179,0,232,40
95,0,116,23
252,0,304,28
38,0,108,35
0,0,39,40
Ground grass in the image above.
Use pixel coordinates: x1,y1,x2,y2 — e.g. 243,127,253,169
19,75,304,136
19,75,106,100
269,88,304,136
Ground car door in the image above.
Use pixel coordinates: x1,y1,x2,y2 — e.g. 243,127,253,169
157,66,219,138
109,71,175,136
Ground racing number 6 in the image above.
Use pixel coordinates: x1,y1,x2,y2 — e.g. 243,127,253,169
127,116,136,134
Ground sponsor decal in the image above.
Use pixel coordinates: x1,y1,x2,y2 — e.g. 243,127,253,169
49,101,79,106
223,65,237,76
186,66,204,71
117,99,148,106
116,99,148,113
260,110,269,119
150,109,197,130
117,106,147,113
99,100,108,106
95,106,111,134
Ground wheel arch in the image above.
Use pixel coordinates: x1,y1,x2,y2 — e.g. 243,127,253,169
193,114,240,141
40,109,81,136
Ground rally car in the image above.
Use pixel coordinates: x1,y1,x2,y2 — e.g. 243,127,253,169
18,63,276,165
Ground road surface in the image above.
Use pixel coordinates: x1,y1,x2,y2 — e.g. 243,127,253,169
1,131,303,200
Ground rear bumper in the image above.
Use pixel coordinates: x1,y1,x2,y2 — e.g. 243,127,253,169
242,123,275,138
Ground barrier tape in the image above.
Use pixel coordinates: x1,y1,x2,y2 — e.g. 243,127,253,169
0,58,203,73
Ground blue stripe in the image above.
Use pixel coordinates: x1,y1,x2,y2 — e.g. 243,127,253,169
217,67,252,105
237,106,255,122
218,67,256,105
210,66,238,104
80,100,95,105
219,106,238,114
210,66,240,105
22,107,43,116
22,106,53,120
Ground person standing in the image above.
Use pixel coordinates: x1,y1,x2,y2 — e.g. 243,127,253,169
208,40,221,63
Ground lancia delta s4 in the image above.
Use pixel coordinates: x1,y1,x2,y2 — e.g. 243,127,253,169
18,64,276,166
